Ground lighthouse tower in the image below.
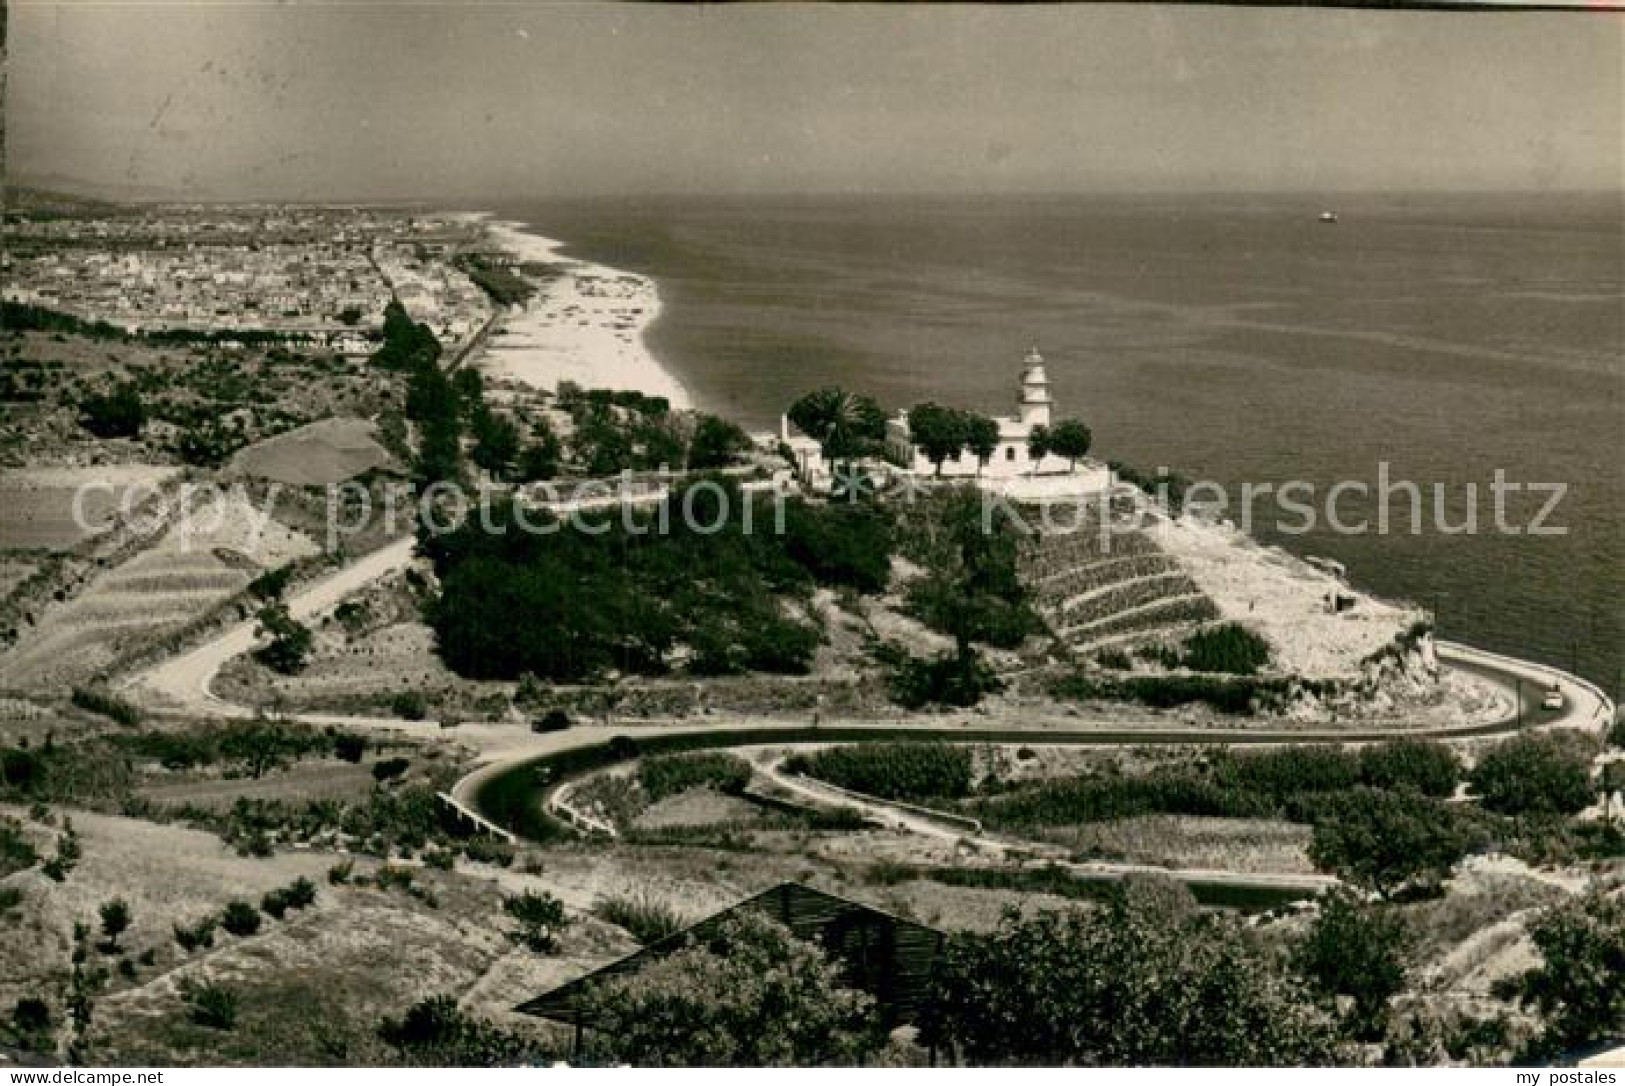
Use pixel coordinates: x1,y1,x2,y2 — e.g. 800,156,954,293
1018,346,1053,430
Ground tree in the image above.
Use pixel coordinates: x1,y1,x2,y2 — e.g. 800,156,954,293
962,412,1000,475
470,409,521,478
98,898,131,953
1308,787,1476,899
580,912,882,1067
503,890,568,954
1470,731,1598,817
1026,424,1049,474
786,387,888,464
687,413,751,470
1512,892,1625,1053
1045,418,1093,470
922,878,1338,1066
515,421,563,482
907,402,967,476
79,385,145,439
254,603,313,675
1294,888,1411,1040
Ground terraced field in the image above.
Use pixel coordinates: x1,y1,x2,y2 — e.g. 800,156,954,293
1021,523,1220,657
0,497,317,689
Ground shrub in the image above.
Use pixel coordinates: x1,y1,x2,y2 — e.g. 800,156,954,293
503,891,568,953
219,900,262,938
285,876,317,909
1470,731,1599,817
638,752,751,802
333,733,368,763
1358,739,1461,797
0,887,23,915
391,691,428,721
1095,649,1132,671
69,687,141,727
372,757,410,783
11,997,51,1041
328,859,355,885
592,891,689,946
531,709,571,734
182,979,238,1031
878,643,1004,710
261,889,292,920
786,741,973,802
247,565,293,601
173,916,217,952
1179,623,1272,675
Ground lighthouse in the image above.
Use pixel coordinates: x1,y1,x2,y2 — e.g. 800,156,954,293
1018,346,1052,430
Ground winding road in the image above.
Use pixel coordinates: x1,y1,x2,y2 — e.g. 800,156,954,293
117,525,1615,898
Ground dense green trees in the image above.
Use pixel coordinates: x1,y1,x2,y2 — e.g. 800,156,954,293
903,487,1037,649
922,880,1338,1066
580,912,882,1067
1469,731,1598,817
423,486,892,682
78,384,145,439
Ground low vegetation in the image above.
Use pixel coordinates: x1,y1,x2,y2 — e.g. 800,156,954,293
786,741,973,802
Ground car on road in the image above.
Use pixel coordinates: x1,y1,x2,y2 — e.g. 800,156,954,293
1542,685,1565,711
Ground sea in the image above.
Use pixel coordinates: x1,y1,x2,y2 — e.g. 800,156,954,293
490,193,1624,690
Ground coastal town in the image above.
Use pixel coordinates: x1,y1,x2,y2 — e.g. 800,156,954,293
0,184,1619,1071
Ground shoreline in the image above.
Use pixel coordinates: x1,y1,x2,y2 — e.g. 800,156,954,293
472,217,694,410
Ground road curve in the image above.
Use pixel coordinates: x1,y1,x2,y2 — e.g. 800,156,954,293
123,534,418,715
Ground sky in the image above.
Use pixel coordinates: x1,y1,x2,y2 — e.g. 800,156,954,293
7,2,1622,200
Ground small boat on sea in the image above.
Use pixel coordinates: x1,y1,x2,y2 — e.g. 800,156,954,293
1318,210,1339,224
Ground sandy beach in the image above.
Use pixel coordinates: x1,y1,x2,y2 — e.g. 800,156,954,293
475,219,693,409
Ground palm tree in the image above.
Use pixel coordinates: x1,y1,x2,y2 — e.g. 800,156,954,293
787,387,888,465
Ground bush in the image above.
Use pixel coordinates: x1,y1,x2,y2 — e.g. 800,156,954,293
1470,731,1599,817
638,752,751,802
503,891,568,954
1179,623,1272,675
11,997,51,1042
173,916,217,953
391,691,429,721
531,709,571,734
1358,739,1461,798
372,757,410,783
69,687,142,727
786,741,973,802
219,900,262,938
592,891,689,946
878,643,1003,710
328,859,355,885
333,732,368,763
182,979,238,1031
